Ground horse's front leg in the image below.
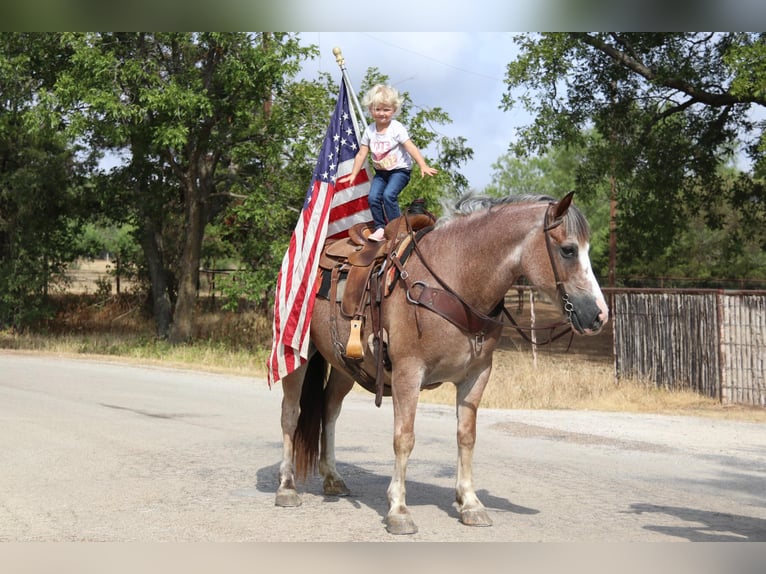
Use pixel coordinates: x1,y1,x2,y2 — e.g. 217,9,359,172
385,369,420,535
454,367,493,527
319,368,354,496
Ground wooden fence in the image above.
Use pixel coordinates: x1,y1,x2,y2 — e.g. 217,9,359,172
611,289,766,407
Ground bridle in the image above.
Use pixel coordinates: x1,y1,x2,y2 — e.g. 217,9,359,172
395,200,577,349
542,200,576,325
501,200,576,347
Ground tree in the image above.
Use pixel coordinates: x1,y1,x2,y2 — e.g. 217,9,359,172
0,33,92,328
217,66,475,310
487,142,611,279
213,73,337,311
489,142,766,288
76,220,143,294
502,33,766,284
56,33,319,341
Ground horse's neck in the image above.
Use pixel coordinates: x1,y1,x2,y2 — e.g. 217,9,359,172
424,205,541,310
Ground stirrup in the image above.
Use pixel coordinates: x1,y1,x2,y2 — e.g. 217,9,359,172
345,318,364,359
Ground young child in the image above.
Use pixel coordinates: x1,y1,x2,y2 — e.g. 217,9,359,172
347,84,438,241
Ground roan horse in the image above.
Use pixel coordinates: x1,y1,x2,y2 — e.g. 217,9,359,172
275,192,608,535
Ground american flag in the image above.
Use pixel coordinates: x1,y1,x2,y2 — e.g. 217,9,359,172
267,76,372,386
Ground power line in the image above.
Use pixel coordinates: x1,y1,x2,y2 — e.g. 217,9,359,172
360,33,505,82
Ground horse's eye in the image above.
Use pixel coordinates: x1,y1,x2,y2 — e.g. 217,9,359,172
561,245,578,259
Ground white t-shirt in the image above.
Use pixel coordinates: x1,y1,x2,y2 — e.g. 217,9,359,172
360,119,413,172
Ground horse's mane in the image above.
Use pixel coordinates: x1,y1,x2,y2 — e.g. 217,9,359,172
436,191,591,241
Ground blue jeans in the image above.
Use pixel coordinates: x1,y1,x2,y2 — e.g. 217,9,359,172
368,169,411,229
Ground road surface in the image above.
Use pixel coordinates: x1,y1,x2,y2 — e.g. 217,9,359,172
1,352,765,542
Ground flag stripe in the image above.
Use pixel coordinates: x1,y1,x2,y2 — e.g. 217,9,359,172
267,76,372,386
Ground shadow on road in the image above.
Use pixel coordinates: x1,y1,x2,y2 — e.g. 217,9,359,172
255,459,539,523
628,503,766,541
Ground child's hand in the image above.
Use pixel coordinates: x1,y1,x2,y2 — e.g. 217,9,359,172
420,165,438,177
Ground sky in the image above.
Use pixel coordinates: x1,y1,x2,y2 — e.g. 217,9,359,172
297,32,529,191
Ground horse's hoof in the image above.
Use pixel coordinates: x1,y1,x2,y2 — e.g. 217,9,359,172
323,477,351,497
275,489,302,507
460,508,493,527
385,514,418,535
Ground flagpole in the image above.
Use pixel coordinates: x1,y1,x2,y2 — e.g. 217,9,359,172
333,47,367,137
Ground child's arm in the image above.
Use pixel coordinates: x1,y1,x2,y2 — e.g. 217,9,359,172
346,144,370,182
403,140,438,177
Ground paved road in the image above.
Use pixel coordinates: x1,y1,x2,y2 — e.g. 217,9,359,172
1,352,765,542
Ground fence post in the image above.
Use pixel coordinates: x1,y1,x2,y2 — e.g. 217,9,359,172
716,289,725,404
529,289,537,369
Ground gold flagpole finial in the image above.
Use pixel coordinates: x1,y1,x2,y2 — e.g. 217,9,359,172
332,47,365,127
333,47,345,69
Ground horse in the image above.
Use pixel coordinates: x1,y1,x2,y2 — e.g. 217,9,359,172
275,191,609,535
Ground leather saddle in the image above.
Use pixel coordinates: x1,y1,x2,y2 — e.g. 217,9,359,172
318,212,436,361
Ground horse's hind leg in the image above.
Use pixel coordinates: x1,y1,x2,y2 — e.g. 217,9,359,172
275,362,307,507
454,369,493,527
319,367,354,496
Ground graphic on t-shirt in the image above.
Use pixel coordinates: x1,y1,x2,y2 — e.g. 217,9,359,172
362,120,412,172
371,142,401,170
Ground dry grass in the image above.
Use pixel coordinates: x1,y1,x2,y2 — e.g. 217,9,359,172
0,330,271,377
5,330,764,422
3,289,765,423
0,291,272,377
412,349,766,423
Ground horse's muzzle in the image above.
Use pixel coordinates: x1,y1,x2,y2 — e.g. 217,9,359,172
568,295,608,335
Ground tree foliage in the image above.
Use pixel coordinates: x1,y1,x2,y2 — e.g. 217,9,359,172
0,33,93,328
0,32,474,339
55,32,321,341
218,66,474,309
487,141,611,278
11,32,764,340
502,32,766,284
490,142,766,287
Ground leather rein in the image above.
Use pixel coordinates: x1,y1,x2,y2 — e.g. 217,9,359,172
391,201,574,349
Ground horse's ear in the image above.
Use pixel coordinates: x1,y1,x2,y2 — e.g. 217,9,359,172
554,191,575,219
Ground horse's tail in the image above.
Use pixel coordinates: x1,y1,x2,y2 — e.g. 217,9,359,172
293,351,326,481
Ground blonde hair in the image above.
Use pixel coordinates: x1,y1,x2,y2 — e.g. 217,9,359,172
361,84,404,115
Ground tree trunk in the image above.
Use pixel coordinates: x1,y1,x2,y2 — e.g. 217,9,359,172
140,219,173,339
168,200,204,343
168,158,213,344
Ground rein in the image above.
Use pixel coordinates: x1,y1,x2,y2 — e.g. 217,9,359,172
502,305,574,348
388,217,503,352
393,201,575,350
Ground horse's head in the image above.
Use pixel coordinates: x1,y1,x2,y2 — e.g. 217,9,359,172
529,192,609,335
